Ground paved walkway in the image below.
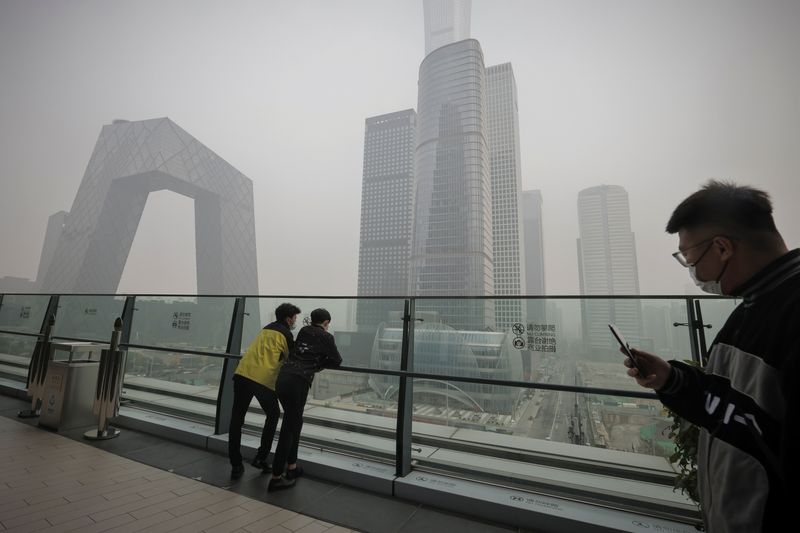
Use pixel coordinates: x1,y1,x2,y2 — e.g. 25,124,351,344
0,416,356,533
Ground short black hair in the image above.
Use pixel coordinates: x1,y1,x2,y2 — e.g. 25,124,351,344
666,180,778,236
275,303,301,323
310,308,331,325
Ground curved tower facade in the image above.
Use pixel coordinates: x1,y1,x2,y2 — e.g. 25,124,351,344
410,39,495,331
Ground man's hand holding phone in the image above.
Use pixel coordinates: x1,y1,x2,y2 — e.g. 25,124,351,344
621,347,672,390
609,324,672,391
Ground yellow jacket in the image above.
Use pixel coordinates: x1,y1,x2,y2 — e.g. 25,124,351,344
234,321,294,390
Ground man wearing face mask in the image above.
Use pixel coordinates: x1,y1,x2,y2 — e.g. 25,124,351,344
228,302,300,480
624,180,799,532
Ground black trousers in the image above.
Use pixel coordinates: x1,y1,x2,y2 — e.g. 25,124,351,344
271,372,310,476
228,374,280,467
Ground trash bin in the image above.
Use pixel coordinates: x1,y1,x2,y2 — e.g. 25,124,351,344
38,342,104,431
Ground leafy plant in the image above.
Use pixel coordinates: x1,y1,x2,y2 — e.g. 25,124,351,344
664,406,700,506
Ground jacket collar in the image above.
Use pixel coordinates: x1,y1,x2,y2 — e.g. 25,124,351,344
738,249,800,304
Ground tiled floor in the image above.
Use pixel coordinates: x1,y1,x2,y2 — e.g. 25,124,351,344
0,415,356,533
0,393,528,533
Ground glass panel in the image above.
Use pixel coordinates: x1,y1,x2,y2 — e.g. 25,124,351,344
0,295,50,382
241,370,398,463
410,381,687,508
535,297,693,367
238,298,401,462
405,297,695,441
52,295,126,342
0,333,36,383
128,296,236,353
122,347,223,423
0,294,50,334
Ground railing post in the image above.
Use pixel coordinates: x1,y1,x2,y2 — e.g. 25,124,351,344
693,300,711,366
119,296,136,346
215,296,245,435
84,317,126,440
684,298,701,364
18,295,59,418
395,298,415,477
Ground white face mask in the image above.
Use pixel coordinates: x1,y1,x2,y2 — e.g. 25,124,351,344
689,265,724,295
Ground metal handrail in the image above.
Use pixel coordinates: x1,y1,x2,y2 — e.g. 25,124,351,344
0,328,42,338
2,330,658,399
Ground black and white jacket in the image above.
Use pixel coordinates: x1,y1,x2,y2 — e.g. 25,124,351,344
279,324,342,385
658,249,800,532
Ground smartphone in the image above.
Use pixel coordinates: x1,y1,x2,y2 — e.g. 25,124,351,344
608,323,643,373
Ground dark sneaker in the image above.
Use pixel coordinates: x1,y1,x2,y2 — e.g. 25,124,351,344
230,464,245,480
285,466,304,480
251,456,272,472
267,475,296,492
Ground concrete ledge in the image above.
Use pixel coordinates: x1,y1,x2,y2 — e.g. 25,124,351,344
0,377,28,400
394,471,699,533
294,445,395,495
107,405,700,533
115,406,215,449
208,432,396,495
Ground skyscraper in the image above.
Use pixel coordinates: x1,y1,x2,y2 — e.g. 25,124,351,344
522,188,546,358
34,210,67,290
487,63,526,332
522,190,545,297
38,118,258,295
423,0,472,55
356,110,416,328
576,185,642,356
410,38,495,331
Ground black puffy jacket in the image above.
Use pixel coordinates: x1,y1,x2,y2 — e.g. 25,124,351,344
279,325,342,385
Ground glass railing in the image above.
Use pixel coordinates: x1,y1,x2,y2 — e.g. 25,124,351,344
52,295,127,342
0,292,739,521
121,296,237,420
0,294,51,382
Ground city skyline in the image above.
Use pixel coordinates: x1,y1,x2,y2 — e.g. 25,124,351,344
1,1,799,297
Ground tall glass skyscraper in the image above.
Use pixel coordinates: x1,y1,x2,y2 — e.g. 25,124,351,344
576,185,642,356
356,110,417,328
487,63,526,332
410,39,495,331
423,0,472,55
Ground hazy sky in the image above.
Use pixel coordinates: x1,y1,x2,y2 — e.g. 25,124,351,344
1,0,798,296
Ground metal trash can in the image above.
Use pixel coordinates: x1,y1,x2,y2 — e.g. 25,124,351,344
38,342,104,431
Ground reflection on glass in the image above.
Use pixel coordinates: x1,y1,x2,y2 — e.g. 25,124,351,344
128,296,236,353
53,295,126,342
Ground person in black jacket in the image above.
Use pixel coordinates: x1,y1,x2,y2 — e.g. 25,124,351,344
268,308,342,491
624,180,798,532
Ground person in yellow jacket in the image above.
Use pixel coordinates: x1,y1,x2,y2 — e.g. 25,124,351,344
229,302,300,479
